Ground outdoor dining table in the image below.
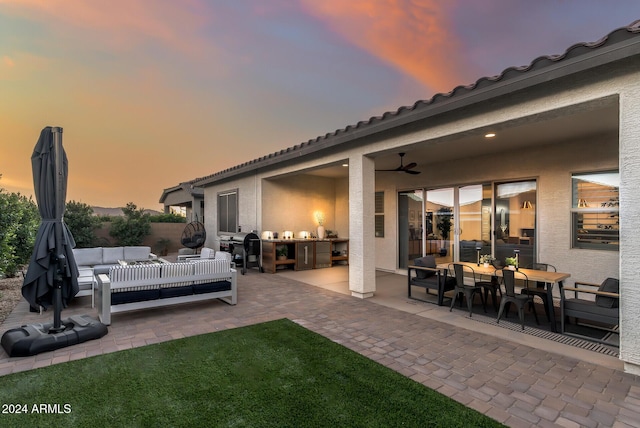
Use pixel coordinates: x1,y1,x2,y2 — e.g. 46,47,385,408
437,261,570,332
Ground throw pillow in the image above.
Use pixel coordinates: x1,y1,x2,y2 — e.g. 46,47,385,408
595,277,619,308
414,256,436,279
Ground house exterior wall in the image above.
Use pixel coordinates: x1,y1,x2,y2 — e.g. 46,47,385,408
261,175,349,238
374,135,619,283
619,72,640,374
199,58,637,370
202,174,259,247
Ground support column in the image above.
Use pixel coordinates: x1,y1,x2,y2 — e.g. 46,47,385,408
348,154,376,298
619,82,640,374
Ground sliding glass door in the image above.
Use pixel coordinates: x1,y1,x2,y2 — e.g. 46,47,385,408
426,188,454,263
495,181,537,268
398,190,424,269
398,181,536,269
458,184,492,263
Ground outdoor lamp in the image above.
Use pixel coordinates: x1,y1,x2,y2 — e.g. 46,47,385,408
476,244,482,266
514,249,520,271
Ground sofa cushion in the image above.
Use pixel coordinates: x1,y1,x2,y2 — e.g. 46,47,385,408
596,277,619,308
200,247,215,259
161,262,194,288
191,259,230,284
73,247,103,267
111,289,160,305
193,281,232,294
102,247,124,264
414,256,436,279
93,264,115,275
123,246,151,261
214,251,232,263
159,286,194,298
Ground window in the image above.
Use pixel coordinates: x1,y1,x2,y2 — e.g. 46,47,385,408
375,191,384,237
218,190,238,234
571,171,619,250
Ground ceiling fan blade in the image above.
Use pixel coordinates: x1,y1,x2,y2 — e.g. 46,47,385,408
376,153,419,173
403,162,417,170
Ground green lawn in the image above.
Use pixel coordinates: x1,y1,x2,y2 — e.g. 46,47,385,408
0,319,504,427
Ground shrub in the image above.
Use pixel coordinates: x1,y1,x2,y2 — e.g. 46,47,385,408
0,179,40,277
148,213,187,223
64,201,102,248
109,202,151,246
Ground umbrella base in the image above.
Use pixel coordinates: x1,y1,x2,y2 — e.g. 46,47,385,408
1,314,108,357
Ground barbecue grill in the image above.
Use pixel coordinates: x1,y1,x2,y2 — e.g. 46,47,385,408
220,232,262,275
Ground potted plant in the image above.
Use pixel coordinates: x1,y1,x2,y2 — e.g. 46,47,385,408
276,245,288,261
155,237,171,257
436,207,452,256
505,257,517,270
479,254,494,268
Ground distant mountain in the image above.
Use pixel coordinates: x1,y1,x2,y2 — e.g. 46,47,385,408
91,206,163,217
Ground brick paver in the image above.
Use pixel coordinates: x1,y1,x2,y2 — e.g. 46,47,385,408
1,270,638,427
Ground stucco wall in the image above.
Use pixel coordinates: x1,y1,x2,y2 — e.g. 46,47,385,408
619,72,640,372
374,134,619,281
202,173,349,246
262,175,341,237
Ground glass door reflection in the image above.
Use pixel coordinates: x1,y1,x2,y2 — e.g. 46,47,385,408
426,188,454,264
494,181,537,268
398,190,424,269
458,184,492,263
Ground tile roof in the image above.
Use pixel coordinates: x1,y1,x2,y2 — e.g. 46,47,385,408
159,180,204,203
194,19,640,187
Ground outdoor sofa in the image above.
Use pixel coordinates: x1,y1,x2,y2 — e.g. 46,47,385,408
96,258,237,325
407,256,456,306
560,278,619,345
72,246,156,275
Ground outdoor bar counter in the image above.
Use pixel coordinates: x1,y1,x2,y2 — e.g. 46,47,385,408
261,239,348,273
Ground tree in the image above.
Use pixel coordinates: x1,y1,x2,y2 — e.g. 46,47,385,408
109,202,151,246
65,200,102,248
0,176,40,277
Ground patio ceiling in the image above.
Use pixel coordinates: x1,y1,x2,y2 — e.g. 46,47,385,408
307,97,619,179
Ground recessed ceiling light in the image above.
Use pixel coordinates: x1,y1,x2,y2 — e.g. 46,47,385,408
342,163,348,167
485,133,496,138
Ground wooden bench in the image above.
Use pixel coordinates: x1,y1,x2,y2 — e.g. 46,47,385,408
96,259,237,325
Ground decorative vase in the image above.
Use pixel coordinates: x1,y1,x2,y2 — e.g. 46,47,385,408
317,225,326,240
483,263,490,268
508,265,516,270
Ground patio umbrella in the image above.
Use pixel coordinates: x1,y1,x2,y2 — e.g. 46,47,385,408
22,126,79,332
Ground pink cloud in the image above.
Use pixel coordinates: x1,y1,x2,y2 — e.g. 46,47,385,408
300,0,472,93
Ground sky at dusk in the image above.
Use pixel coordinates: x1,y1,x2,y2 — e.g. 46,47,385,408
1,1,639,211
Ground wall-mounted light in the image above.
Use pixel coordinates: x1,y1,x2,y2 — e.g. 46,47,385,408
521,201,533,209
485,133,496,138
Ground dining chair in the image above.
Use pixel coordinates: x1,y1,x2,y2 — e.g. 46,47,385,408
520,262,556,322
497,269,539,330
476,265,501,313
449,263,486,317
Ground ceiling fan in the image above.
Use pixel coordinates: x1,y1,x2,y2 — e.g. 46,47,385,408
376,153,420,175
